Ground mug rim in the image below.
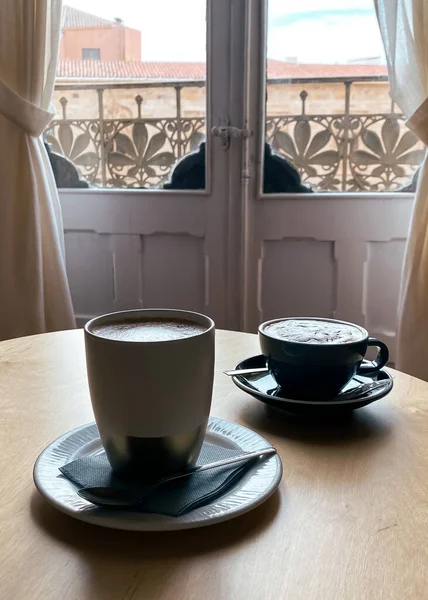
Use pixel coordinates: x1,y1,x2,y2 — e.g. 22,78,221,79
84,308,215,344
258,316,368,346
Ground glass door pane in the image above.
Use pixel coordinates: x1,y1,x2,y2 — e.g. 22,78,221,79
58,0,245,331
264,0,424,193
242,0,414,359
49,0,207,191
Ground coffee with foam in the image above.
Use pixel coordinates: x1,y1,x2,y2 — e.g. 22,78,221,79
264,319,365,344
92,318,207,342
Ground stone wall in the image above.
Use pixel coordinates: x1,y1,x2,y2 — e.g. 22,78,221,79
52,79,392,121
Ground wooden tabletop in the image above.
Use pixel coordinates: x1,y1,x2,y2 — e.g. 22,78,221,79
1,329,428,599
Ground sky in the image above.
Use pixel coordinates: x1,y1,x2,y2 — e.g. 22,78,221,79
64,0,386,64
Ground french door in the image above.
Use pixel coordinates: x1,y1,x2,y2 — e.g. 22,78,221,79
59,0,246,330
59,0,413,360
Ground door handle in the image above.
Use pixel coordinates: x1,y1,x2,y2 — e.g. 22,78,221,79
211,125,251,150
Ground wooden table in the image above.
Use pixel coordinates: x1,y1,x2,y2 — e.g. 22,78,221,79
1,329,428,599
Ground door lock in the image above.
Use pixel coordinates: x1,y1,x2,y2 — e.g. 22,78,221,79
211,125,251,150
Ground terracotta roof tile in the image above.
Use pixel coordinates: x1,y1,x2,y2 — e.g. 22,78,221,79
266,59,387,78
62,6,113,29
57,60,206,81
56,59,388,82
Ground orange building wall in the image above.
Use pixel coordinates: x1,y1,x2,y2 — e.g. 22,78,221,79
59,26,141,61
123,28,141,62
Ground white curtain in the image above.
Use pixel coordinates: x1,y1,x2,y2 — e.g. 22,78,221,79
375,0,428,379
0,0,75,340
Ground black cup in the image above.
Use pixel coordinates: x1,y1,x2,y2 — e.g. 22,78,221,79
258,317,389,399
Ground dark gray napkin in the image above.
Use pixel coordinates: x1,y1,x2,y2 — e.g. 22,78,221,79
60,426,257,517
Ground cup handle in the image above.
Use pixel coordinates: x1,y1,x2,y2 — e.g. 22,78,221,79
357,337,389,374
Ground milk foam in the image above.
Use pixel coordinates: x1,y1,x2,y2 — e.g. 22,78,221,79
265,319,364,344
92,318,206,342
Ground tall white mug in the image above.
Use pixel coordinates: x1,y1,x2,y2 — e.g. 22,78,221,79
84,309,215,481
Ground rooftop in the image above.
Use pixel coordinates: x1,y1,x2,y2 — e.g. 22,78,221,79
56,59,388,83
62,6,114,29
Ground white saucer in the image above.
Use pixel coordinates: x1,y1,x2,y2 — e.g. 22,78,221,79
33,417,282,531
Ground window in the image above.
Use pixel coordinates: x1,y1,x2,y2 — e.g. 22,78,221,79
263,0,425,193
49,1,423,193
81,48,101,60
48,1,206,189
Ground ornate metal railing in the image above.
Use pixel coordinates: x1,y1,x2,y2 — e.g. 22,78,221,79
48,78,424,191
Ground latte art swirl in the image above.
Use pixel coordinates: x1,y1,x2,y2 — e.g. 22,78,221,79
264,319,365,344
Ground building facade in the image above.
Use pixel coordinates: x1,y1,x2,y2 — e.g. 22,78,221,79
60,6,141,62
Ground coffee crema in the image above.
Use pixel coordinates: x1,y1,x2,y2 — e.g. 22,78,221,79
91,318,207,342
264,319,364,344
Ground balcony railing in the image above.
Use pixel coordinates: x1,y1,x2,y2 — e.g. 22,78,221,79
47,77,424,191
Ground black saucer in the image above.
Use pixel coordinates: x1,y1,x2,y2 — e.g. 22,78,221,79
231,355,393,416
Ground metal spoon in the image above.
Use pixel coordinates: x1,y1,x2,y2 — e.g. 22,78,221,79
77,447,277,507
336,379,391,401
224,367,269,376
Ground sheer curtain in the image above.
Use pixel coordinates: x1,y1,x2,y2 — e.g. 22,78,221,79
375,0,428,379
0,0,75,340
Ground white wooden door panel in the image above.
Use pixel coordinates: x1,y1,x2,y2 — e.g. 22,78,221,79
259,195,413,241
64,228,208,326
108,234,143,314
364,239,407,357
60,192,206,238
251,194,413,361
64,231,116,320
141,234,206,312
61,190,210,325
260,239,336,320
365,240,406,334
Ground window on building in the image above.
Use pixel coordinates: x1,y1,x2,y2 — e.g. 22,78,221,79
82,48,101,60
